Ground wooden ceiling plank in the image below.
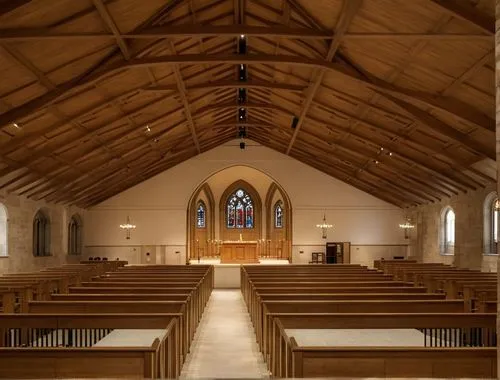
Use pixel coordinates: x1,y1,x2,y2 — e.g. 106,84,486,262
44,121,192,202
0,86,166,156
77,132,233,207
429,0,494,35
267,90,485,190
286,145,410,207
32,118,189,201
382,92,494,160
286,131,427,204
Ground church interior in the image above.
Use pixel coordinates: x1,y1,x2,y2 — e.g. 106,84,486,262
0,0,498,378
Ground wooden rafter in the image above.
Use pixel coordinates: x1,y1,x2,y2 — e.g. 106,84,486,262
92,0,130,59
167,41,201,153
0,29,492,42
0,0,494,207
0,53,491,134
286,0,363,154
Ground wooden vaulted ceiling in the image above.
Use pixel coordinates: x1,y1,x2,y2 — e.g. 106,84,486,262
0,0,495,208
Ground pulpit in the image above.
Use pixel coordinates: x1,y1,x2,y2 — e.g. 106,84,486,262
221,241,258,263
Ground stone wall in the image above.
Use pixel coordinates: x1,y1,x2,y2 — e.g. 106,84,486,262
408,183,497,272
0,190,85,274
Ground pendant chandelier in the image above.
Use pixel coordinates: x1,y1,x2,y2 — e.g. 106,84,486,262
119,215,136,239
399,218,415,229
316,214,333,239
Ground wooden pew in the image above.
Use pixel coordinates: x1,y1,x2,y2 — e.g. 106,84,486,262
271,313,496,378
29,301,190,362
258,300,468,358
0,313,180,378
374,259,416,269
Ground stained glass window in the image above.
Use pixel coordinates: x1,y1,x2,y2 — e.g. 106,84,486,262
197,202,206,228
275,202,283,228
226,189,254,228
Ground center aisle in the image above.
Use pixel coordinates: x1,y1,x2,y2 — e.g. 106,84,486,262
180,289,269,379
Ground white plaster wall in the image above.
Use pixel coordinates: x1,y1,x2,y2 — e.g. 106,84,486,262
0,190,85,274
85,140,406,265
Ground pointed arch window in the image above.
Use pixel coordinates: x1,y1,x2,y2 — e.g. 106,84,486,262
197,201,206,228
33,210,50,257
483,193,499,255
227,189,254,228
0,203,7,256
493,199,499,246
274,202,283,228
440,206,455,255
68,214,82,255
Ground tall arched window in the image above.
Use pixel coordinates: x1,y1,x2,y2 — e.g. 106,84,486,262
493,200,499,249
196,201,206,228
483,193,498,255
440,206,455,255
226,189,254,228
0,203,7,256
33,210,50,257
274,201,283,228
68,214,82,255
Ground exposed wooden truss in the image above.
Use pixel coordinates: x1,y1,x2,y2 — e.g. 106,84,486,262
0,0,494,208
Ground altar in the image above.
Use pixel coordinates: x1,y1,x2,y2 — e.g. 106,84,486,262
220,240,258,264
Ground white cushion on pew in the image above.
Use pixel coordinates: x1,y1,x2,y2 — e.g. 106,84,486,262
93,329,167,347
286,328,428,347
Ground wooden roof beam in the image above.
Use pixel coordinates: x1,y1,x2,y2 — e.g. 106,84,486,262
0,29,491,42
0,25,332,42
92,0,130,60
286,0,363,154
168,41,200,153
0,53,493,134
145,79,306,93
429,0,494,35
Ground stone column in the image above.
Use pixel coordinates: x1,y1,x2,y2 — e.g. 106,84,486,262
496,0,500,369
